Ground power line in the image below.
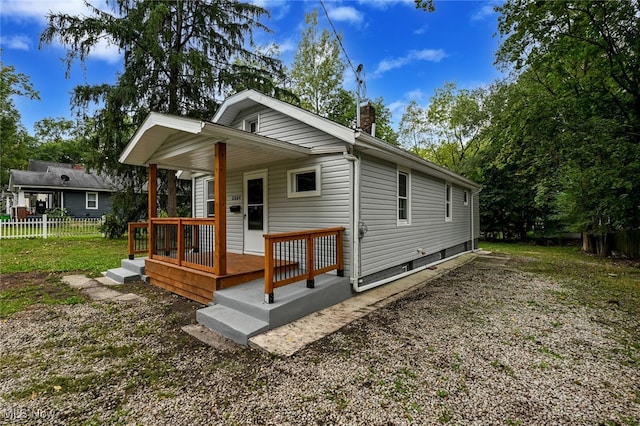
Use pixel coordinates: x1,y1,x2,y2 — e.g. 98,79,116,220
318,0,358,76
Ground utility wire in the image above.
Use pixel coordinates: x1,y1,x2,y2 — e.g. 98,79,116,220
318,0,358,76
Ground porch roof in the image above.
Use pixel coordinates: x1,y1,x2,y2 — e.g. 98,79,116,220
119,112,311,174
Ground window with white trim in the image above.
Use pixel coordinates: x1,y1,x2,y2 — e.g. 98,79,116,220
205,179,215,217
244,115,259,133
445,183,453,222
398,169,410,224
287,166,321,198
463,190,469,206
86,192,98,209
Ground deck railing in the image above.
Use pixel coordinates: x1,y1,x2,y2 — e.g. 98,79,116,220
127,222,149,259
264,227,344,303
149,218,216,273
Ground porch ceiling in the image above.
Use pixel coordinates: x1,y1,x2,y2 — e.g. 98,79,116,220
120,112,311,174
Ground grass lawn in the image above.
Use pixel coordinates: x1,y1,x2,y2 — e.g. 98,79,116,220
480,241,640,317
0,236,128,276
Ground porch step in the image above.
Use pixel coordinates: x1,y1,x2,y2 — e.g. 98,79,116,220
196,274,352,345
105,267,140,284
121,258,146,275
196,305,269,345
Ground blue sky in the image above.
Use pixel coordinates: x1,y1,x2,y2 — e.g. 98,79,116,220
1,0,503,134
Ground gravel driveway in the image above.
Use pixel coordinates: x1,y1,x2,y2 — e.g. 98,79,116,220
1,256,638,425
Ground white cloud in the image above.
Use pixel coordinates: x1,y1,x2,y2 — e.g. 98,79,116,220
374,48,446,75
0,35,32,50
327,6,364,25
471,4,497,22
358,0,414,10
413,24,429,35
0,0,106,22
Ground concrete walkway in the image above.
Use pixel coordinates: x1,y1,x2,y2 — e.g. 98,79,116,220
247,252,479,356
62,275,147,303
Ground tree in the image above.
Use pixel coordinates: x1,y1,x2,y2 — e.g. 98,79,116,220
495,0,640,254
31,117,86,164
290,9,346,117
41,0,286,221
398,83,487,173
0,59,39,185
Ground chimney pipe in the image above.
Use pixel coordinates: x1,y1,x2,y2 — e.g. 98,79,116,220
360,103,376,137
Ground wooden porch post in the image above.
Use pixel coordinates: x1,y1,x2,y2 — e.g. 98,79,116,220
214,143,227,275
148,164,157,258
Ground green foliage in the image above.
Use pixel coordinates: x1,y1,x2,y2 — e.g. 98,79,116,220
31,117,86,164
0,280,86,319
40,0,285,215
290,9,346,117
485,0,640,252
0,59,40,185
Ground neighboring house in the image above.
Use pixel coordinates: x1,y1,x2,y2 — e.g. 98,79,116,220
118,89,481,343
7,160,114,218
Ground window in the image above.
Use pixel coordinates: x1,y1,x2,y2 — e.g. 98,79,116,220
398,170,410,224
205,179,215,217
244,116,259,133
463,190,469,206
445,183,452,222
86,192,98,209
287,166,321,198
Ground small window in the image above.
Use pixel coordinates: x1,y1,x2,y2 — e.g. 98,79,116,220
398,169,410,224
86,192,98,210
463,190,469,206
205,179,215,217
445,183,452,222
244,116,259,133
287,166,321,198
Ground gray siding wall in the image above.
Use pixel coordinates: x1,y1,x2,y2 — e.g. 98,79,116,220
193,154,352,273
232,107,348,151
358,154,475,276
64,190,111,218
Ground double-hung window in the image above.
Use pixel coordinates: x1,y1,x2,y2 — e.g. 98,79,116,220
398,170,410,224
445,183,453,222
205,179,215,217
86,192,98,210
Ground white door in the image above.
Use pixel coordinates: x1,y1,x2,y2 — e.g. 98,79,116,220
243,170,268,254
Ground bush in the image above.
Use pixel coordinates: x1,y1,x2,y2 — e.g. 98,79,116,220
100,213,128,239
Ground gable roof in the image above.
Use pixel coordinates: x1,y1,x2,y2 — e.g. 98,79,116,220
9,164,114,192
214,90,481,190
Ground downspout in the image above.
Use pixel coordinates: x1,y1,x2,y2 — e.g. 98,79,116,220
343,151,360,292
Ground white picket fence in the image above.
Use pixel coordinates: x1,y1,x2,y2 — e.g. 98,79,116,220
0,214,104,239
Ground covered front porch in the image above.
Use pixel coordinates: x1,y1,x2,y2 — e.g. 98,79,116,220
120,113,346,306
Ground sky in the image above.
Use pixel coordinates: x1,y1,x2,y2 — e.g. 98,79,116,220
0,0,504,135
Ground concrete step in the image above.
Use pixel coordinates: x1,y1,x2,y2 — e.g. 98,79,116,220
213,275,353,330
105,267,140,284
196,305,269,345
121,258,146,275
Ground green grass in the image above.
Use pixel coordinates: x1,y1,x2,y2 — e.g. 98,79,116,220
479,241,640,317
0,237,128,275
0,276,87,319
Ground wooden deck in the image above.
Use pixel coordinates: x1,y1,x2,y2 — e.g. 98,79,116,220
144,252,295,305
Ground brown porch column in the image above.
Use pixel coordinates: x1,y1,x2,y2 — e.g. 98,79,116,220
148,164,157,258
214,143,227,275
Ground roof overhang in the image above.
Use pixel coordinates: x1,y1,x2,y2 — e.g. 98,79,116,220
119,112,311,174
355,132,482,190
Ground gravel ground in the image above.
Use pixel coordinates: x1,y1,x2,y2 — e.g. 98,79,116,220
1,256,638,425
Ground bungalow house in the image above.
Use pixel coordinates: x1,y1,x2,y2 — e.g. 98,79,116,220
7,160,114,219
117,90,481,344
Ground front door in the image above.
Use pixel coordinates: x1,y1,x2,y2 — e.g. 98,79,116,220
243,170,267,254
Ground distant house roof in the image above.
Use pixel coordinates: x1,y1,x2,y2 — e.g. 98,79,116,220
8,162,114,192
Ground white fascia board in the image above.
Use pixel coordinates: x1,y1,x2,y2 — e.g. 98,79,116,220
355,132,482,190
213,89,356,145
119,112,204,166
